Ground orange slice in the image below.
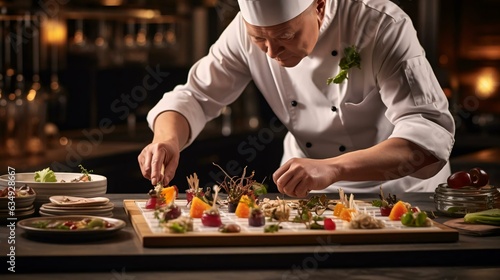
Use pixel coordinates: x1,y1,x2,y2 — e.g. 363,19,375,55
189,196,211,218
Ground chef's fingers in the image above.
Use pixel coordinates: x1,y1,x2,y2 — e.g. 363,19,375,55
284,173,309,198
150,147,167,186
162,151,179,186
138,148,153,180
275,168,307,198
274,167,291,194
273,162,290,192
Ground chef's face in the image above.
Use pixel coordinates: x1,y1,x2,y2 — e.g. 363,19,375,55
245,0,326,67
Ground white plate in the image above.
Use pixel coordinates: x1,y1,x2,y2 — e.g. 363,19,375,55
0,208,35,218
39,209,113,217
0,204,35,213
49,196,110,206
0,194,36,209
38,211,113,218
0,172,107,203
35,191,107,203
0,173,107,188
41,202,114,211
40,206,113,214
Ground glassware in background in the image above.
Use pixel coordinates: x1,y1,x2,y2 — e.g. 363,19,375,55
26,13,47,155
47,42,67,128
165,23,177,48
124,19,135,48
136,21,149,48
74,19,87,47
153,23,165,47
1,16,28,158
0,14,6,158
45,16,68,130
95,19,109,50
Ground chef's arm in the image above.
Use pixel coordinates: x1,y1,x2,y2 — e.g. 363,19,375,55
143,110,190,185
332,137,439,182
152,111,190,149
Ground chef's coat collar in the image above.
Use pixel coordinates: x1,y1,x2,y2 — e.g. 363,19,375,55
318,0,338,40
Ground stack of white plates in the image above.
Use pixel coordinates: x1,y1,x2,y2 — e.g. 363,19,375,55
39,196,114,217
0,172,107,204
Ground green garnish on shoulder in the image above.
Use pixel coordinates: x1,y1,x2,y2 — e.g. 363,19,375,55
327,45,361,85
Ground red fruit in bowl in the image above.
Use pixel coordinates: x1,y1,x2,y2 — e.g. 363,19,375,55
468,168,489,188
447,171,472,189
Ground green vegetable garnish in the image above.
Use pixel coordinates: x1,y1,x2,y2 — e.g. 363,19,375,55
464,209,500,226
34,168,57,182
78,164,92,181
87,218,105,229
264,224,281,233
168,222,187,233
327,45,361,85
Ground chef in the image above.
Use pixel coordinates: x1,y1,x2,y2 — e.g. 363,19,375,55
138,0,455,198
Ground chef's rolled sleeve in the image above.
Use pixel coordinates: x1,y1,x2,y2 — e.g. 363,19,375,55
375,16,455,178
390,115,454,178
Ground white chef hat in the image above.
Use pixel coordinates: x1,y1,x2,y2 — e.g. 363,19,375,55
238,0,315,27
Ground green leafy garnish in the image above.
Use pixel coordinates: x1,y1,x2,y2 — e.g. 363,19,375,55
464,209,500,226
34,168,57,182
78,164,93,181
264,224,281,233
327,45,361,85
372,186,399,208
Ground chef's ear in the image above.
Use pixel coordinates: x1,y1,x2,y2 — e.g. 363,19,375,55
315,0,326,22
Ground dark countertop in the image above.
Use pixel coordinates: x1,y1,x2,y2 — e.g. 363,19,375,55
1,193,499,277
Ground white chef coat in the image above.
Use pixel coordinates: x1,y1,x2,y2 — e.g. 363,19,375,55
147,0,455,193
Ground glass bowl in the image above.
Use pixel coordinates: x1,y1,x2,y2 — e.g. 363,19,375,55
434,183,500,217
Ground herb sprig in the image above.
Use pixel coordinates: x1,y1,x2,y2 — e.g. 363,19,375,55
327,45,361,84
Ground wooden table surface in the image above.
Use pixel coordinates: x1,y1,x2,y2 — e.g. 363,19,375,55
1,192,499,278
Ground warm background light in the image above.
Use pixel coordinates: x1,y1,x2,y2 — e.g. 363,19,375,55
475,70,497,99
43,19,67,45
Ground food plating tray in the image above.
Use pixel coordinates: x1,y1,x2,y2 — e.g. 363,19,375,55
124,199,458,248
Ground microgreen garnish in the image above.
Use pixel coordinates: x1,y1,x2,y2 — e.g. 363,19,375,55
78,164,92,181
327,45,361,85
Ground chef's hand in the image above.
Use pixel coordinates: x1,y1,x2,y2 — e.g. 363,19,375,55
138,138,180,186
273,158,338,198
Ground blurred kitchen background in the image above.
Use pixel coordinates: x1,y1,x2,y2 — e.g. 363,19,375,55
0,0,499,193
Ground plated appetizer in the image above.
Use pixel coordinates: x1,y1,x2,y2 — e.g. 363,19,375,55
34,165,93,183
30,217,115,230
140,165,440,237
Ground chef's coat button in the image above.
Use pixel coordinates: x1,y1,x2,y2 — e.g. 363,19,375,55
339,145,346,152
306,142,312,148
291,100,298,107
331,50,338,56
331,106,337,112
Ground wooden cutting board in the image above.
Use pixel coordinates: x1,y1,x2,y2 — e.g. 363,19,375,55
443,219,500,236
